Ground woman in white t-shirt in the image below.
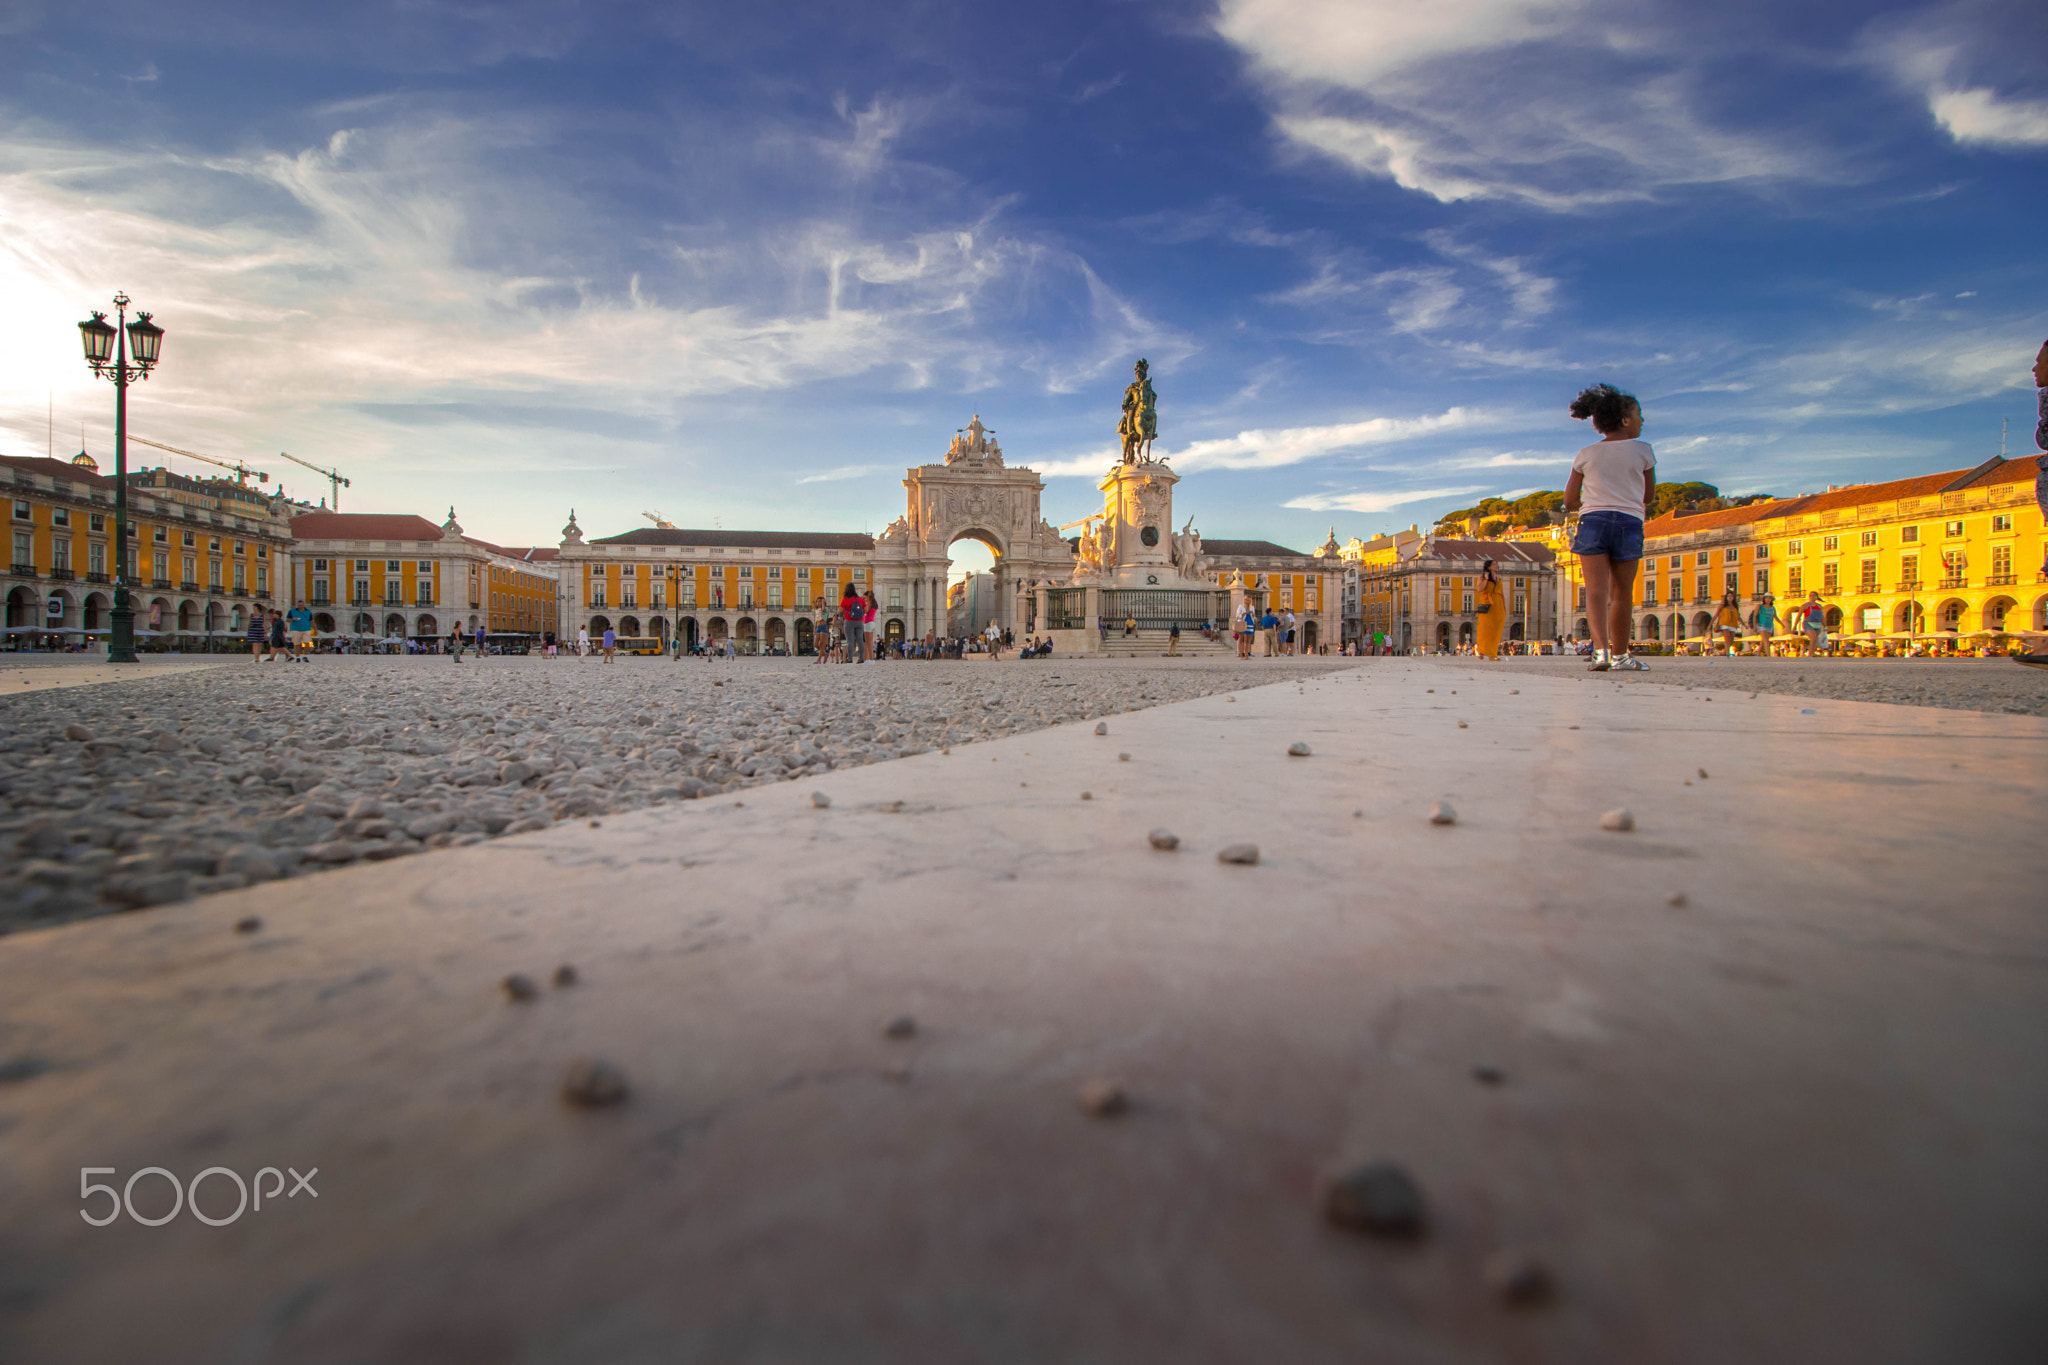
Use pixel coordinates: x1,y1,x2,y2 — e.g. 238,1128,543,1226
1563,384,1656,673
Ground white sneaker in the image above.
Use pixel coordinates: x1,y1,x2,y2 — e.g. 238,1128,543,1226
1587,649,1611,672
1614,653,1650,671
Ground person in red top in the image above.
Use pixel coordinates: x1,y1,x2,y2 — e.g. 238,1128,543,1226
840,581,866,664
863,589,880,661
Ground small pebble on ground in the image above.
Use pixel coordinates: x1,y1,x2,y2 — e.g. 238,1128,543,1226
1430,801,1457,826
1147,828,1179,850
1077,1077,1128,1117
560,1057,630,1107
1323,1160,1425,1237
1217,842,1259,865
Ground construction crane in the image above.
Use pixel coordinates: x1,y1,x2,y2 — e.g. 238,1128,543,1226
643,510,677,530
128,435,269,486
278,451,350,510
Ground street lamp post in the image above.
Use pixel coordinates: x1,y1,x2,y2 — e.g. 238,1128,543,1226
78,293,164,664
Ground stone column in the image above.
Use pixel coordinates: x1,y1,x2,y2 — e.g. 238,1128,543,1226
1082,583,1100,655
1034,583,1049,635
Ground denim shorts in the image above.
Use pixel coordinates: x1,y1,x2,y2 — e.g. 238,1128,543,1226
1572,511,1645,562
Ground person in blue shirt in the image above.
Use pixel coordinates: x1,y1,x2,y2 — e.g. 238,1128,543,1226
1258,609,1279,657
285,600,313,663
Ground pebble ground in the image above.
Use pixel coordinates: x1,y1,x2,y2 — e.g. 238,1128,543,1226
1,653,1354,931
1474,653,2048,716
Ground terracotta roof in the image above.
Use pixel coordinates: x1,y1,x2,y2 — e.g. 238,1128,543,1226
1952,453,2044,489
1642,500,1796,536
289,512,448,542
1201,539,1314,559
1,454,114,489
495,547,560,562
1414,538,1556,565
590,528,875,551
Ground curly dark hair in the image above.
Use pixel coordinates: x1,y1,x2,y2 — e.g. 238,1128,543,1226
1569,383,1640,434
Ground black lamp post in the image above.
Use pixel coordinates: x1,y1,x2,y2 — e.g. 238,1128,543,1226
78,293,164,664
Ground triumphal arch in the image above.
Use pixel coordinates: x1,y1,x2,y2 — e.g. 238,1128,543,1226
871,416,1075,636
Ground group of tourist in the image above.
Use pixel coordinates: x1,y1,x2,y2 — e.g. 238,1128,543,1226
1230,606,1309,659
242,601,315,663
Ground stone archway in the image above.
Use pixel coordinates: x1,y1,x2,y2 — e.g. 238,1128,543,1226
796,618,814,655
878,417,1077,639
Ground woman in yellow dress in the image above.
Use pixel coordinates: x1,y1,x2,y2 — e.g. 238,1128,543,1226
1474,560,1507,657
1714,590,1743,654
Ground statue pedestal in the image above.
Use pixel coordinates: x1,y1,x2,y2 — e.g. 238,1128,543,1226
1095,462,1180,587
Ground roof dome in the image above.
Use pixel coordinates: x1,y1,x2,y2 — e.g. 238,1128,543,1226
71,450,98,473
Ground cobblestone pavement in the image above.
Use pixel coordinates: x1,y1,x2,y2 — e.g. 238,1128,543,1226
1456,653,2048,716
1,653,1355,931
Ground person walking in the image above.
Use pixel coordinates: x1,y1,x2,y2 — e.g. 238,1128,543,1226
1563,383,1656,672
1714,590,1743,655
576,625,590,659
840,581,866,664
474,623,488,659
448,626,464,662
267,607,289,663
1258,607,1278,657
287,600,313,663
1167,620,1181,655
864,589,880,662
245,608,268,661
601,624,617,662
1754,594,1778,656
1475,561,1506,658
1798,591,1829,655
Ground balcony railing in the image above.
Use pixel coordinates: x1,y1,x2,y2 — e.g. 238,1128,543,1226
10,562,36,577
1987,573,2016,587
1938,576,1967,590
1895,580,1921,592
1857,581,1879,594
180,580,200,592
49,567,74,580
87,572,110,583
152,578,171,588
233,587,250,597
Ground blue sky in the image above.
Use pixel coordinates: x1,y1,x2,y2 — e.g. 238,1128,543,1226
3,0,2044,554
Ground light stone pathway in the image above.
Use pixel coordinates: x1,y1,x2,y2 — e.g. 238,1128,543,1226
1465,653,2048,716
1,653,1355,931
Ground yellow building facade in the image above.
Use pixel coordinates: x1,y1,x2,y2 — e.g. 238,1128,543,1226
4,452,293,644
288,508,559,642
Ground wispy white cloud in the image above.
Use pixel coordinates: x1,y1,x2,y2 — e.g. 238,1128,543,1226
0,110,1169,504
1216,0,1838,209
1283,485,1486,513
797,463,883,483
1865,22,2048,148
1031,405,1508,478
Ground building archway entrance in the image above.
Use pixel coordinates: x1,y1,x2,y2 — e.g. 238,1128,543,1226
795,617,814,655
1435,621,1451,649
736,617,758,653
766,618,787,653
680,617,699,651
880,419,1075,640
